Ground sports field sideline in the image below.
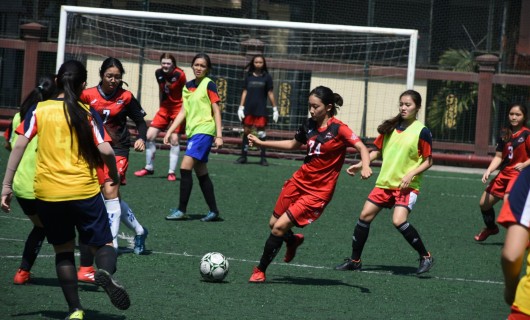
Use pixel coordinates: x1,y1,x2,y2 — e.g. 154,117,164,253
0,144,512,319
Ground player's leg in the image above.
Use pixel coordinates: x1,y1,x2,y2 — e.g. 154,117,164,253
256,126,268,166
135,126,160,176
168,132,180,181
13,198,45,285
166,154,194,220
195,161,220,222
234,124,252,164
250,214,294,283
101,181,121,249
119,199,148,255
475,191,501,241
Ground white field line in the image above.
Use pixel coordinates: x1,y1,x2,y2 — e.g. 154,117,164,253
0,237,501,285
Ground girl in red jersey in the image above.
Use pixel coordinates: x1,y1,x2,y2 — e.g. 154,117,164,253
78,57,150,285
474,103,530,242
2,60,129,319
247,86,372,283
334,90,434,275
135,53,187,181
234,54,278,166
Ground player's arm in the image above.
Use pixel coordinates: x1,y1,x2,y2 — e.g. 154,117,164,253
248,135,301,150
1,134,29,213
163,107,186,145
211,102,223,149
128,97,148,151
483,151,503,183
501,223,529,305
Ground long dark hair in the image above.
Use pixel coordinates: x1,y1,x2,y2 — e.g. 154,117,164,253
57,60,103,171
245,54,269,75
377,89,422,135
309,86,343,117
19,74,57,119
500,103,528,142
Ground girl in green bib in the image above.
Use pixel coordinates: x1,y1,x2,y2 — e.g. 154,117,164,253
335,89,434,275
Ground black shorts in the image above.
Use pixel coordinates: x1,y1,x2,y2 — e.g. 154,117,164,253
16,197,38,216
37,193,112,246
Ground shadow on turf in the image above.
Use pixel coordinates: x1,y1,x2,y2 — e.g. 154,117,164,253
11,310,125,319
269,275,369,290
363,265,418,275
165,214,225,222
22,277,99,291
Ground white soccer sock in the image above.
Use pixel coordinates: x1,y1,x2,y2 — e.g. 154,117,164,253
104,197,121,249
169,145,180,174
145,140,156,171
119,199,144,236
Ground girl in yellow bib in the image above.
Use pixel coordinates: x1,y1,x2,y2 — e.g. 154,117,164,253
335,89,434,275
1,60,130,319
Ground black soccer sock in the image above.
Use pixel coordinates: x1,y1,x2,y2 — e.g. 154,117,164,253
94,245,117,275
55,251,82,312
396,221,429,257
198,173,219,214
258,233,284,272
241,135,248,157
178,169,193,212
481,208,497,229
351,219,371,261
19,225,46,271
78,242,94,268
259,136,267,158
283,229,295,245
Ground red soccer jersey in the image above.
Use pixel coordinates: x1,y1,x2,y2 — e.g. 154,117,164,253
157,66,187,110
81,86,147,156
290,117,362,202
497,127,530,176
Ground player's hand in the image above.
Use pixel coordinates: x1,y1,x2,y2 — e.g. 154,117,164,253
213,137,223,150
398,173,414,189
482,171,490,184
346,163,362,176
134,139,145,152
272,106,279,123
247,134,260,147
514,162,525,172
163,134,171,145
360,167,372,180
238,106,245,122
1,185,13,213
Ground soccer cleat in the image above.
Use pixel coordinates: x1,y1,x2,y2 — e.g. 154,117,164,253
133,228,148,255
13,269,31,285
134,168,154,177
259,158,269,166
334,258,362,271
200,211,219,222
64,309,84,320
165,208,189,220
417,253,434,274
94,269,130,310
167,173,177,181
474,226,499,241
248,266,266,283
77,266,95,283
233,156,247,164
284,234,304,263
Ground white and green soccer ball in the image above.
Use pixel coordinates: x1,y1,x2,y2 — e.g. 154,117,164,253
200,252,229,282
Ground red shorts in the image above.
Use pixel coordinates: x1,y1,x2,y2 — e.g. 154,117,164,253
486,172,518,198
273,179,328,227
151,106,185,134
97,155,129,186
508,306,530,320
367,187,419,211
243,115,268,128
498,195,517,228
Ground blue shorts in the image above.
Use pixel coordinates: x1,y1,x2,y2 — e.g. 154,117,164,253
36,193,112,246
185,134,214,163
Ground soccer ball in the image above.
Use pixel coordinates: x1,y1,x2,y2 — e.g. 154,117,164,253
199,252,229,282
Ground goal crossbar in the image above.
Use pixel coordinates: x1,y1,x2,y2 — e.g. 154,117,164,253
57,5,418,88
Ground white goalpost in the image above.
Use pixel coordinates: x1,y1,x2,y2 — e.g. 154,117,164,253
57,5,420,139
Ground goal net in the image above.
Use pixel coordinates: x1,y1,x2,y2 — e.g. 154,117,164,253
57,5,419,141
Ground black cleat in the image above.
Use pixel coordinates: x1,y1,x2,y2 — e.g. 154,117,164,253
234,156,247,164
94,269,130,310
416,253,434,274
334,258,362,271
